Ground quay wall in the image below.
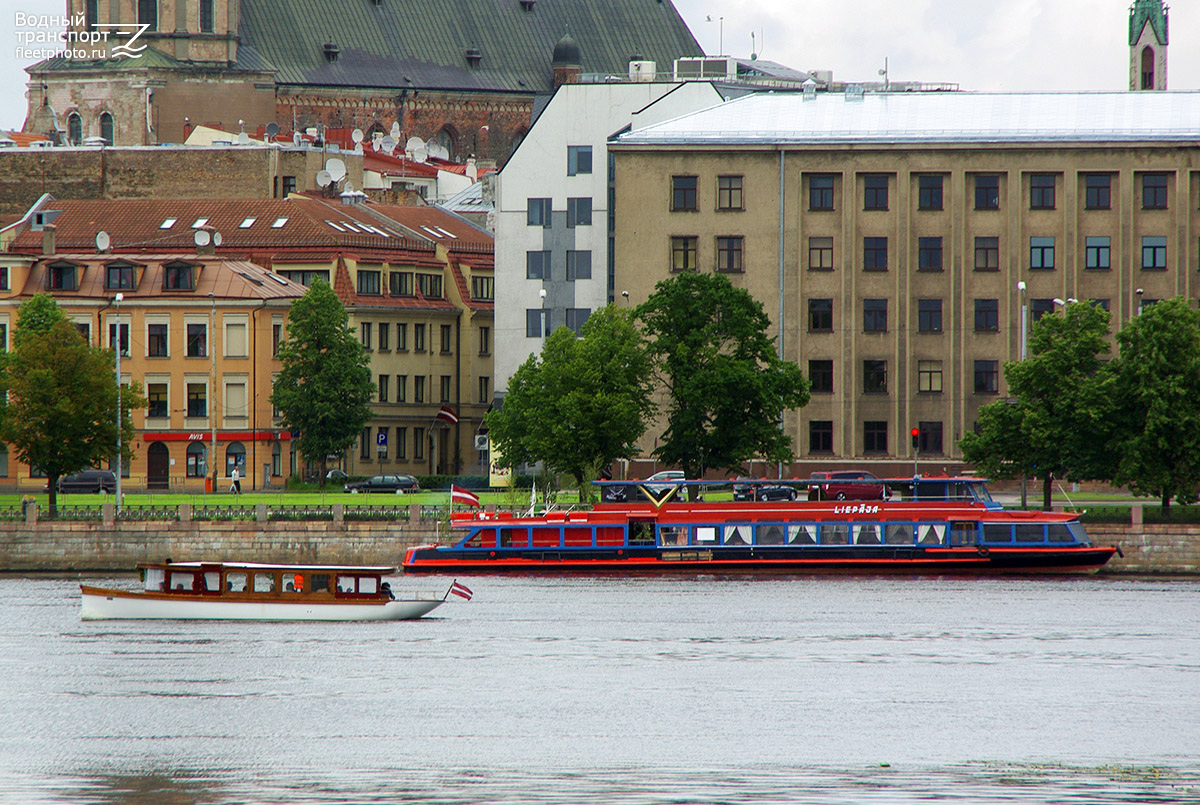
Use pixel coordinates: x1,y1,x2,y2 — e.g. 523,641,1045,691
0,519,1195,574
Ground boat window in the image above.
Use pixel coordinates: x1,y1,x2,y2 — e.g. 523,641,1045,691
143,568,165,591
983,523,1013,543
915,481,948,501
358,576,378,594
821,523,849,545
918,524,945,545
461,530,487,548
310,573,330,593
284,573,305,593
169,571,195,591
948,482,975,502
531,527,560,548
596,526,625,546
564,526,592,547
723,525,751,545
788,524,816,544
499,527,528,547
1065,522,1089,544
696,526,718,544
629,521,656,545
659,525,688,546
336,575,356,593
1047,523,1080,543
969,482,994,504
253,573,275,593
949,521,978,546
756,524,785,545
853,524,881,544
204,571,220,591
885,524,915,545
225,572,248,592
1015,524,1045,543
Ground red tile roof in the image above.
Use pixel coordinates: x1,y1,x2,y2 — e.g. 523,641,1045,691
20,255,306,301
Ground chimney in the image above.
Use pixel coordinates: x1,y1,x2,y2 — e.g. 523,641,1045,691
41,224,56,255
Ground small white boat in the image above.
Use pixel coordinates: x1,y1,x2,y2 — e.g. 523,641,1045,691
80,561,457,621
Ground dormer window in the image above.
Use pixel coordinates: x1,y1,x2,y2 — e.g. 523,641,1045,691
520,0,535,9
466,46,482,68
163,260,197,291
47,261,79,291
323,42,340,62
105,261,138,291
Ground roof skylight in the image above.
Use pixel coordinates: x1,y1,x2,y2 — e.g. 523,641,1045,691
160,218,177,229
239,217,257,229
271,217,288,228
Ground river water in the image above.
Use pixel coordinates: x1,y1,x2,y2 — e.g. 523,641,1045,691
1,574,1198,804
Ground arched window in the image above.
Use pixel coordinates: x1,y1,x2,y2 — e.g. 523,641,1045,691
137,0,157,29
200,0,214,32
225,441,246,476
509,129,526,159
99,112,114,146
1141,46,1155,89
67,112,82,145
435,127,456,161
186,442,207,478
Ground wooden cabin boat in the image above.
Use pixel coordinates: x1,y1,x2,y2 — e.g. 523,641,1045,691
403,477,1117,575
81,562,451,621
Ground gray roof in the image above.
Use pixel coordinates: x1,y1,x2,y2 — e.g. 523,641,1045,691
237,0,703,93
614,90,1200,146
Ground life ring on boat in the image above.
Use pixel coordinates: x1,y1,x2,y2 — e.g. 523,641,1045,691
977,546,990,557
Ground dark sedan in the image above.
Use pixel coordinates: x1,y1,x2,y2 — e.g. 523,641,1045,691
344,474,420,494
51,470,117,494
732,478,798,502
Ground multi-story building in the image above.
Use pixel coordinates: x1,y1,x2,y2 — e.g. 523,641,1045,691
4,194,493,483
0,234,304,492
611,90,1200,470
493,78,727,390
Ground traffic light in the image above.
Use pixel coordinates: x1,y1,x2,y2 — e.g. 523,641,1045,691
911,427,920,450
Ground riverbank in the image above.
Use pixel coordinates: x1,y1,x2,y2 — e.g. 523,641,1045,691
0,517,1194,573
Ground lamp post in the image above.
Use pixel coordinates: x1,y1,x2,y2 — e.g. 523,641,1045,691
115,292,123,513
1017,281,1027,509
1136,287,1144,316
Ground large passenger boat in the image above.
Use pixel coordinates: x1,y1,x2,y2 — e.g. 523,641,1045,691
403,476,1117,575
81,561,461,621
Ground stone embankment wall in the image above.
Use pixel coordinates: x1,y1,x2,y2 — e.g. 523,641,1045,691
0,516,1195,574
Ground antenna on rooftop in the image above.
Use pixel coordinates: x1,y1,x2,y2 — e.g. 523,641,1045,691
95,231,110,252
316,169,332,187
326,157,347,183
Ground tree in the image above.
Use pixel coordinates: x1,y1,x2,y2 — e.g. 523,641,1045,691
0,294,145,516
636,272,810,486
486,306,654,502
1106,297,1200,509
960,301,1114,509
269,279,373,483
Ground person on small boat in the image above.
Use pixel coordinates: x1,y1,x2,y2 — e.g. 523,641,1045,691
381,582,395,600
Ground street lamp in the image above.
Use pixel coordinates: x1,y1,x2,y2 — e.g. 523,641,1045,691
1136,287,1144,316
1016,281,1027,508
209,292,217,492
114,292,123,513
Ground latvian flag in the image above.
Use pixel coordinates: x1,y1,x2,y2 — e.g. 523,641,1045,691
451,484,481,507
436,405,459,424
450,580,474,600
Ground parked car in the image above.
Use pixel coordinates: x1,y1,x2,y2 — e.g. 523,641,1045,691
732,478,799,502
344,474,419,494
325,469,348,484
643,470,686,495
51,469,117,494
808,470,888,501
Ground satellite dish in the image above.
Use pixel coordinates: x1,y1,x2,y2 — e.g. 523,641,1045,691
380,136,396,155
95,231,110,252
434,143,450,161
194,229,211,247
412,142,428,163
326,158,347,182
316,169,332,187
236,132,250,145
343,181,355,193
352,128,364,144
405,136,423,154
266,122,280,138
212,231,223,247
390,121,401,137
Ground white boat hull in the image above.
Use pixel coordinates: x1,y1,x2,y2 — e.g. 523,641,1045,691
80,589,443,621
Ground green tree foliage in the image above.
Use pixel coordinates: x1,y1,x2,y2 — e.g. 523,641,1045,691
0,295,145,516
960,301,1113,509
485,306,654,502
269,279,373,483
1107,297,1200,509
636,272,810,484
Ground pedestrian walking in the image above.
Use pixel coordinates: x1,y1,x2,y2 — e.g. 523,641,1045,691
231,466,241,494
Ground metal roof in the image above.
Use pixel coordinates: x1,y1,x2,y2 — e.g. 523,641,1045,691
237,0,702,93
614,91,1200,146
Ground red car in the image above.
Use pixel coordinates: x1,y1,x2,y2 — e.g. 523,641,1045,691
808,471,888,501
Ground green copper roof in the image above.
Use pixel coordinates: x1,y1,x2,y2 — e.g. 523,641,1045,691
236,0,702,93
1129,0,1168,46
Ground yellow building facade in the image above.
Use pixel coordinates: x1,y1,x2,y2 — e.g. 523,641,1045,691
611,91,1200,470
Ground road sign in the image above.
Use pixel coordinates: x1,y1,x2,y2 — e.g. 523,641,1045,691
376,431,388,446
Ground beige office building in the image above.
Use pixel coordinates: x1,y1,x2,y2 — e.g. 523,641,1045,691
611,91,1200,470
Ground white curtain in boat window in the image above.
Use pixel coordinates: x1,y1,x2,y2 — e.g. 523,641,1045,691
885,524,916,544
723,525,751,545
918,524,945,545
788,525,817,544
853,524,881,544
142,568,164,591
756,524,786,545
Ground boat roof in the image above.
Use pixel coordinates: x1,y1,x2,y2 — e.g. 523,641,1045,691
140,562,397,573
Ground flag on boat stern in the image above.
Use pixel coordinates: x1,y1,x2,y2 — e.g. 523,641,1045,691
450,580,473,600
451,485,481,507
436,405,459,424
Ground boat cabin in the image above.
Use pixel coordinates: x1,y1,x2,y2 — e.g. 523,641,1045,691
140,562,395,599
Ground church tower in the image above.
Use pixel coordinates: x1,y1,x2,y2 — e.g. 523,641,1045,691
1129,0,1168,90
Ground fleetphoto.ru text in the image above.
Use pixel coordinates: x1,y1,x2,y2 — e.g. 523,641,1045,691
14,12,147,61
